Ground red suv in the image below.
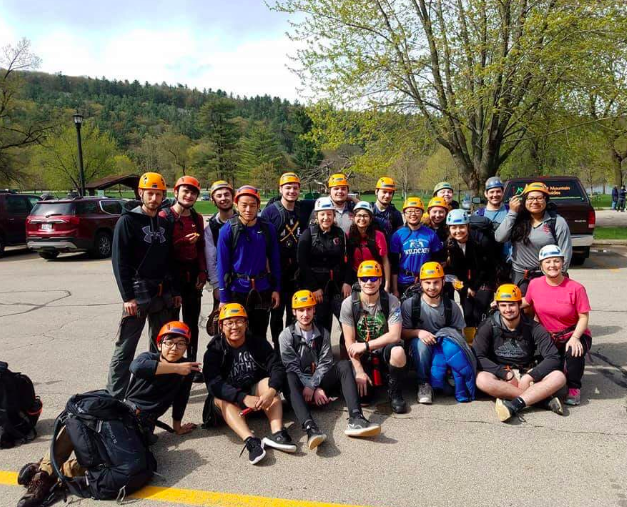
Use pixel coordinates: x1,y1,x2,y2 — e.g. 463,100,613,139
26,197,124,259
0,191,42,256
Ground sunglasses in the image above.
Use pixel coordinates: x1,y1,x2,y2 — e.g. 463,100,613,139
359,276,381,283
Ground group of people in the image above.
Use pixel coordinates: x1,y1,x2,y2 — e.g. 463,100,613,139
16,171,592,506
611,185,626,212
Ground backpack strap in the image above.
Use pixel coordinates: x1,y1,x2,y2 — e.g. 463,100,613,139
411,294,422,329
161,206,175,224
380,290,390,320
443,296,453,328
547,216,558,245
351,287,362,329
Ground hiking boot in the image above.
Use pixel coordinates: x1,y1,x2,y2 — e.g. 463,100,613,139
565,388,581,406
304,420,326,450
345,413,381,438
417,383,433,404
387,382,407,414
192,371,204,384
262,428,297,453
16,471,56,507
495,398,517,422
240,436,266,465
542,396,564,416
17,462,40,487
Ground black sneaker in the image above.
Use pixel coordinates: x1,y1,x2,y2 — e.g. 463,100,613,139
17,462,40,487
17,471,56,507
304,420,327,450
495,398,518,422
192,371,204,384
262,428,297,453
345,414,381,438
240,436,266,465
387,379,408,414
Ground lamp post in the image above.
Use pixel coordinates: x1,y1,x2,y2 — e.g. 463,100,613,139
73,112,85,197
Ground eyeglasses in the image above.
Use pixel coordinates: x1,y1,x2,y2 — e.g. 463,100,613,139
162,341,188,350
355,214,371,220
223,319,246,328
526,197,546,202
359,276,380,283
404,210,422,215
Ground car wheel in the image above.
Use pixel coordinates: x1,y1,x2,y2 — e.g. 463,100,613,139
90,231,112,259
39,251,60,260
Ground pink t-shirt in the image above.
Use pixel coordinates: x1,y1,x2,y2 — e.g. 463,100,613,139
525,277,591,337
352,230,388,271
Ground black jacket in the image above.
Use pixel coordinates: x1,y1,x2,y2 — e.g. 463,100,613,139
444,230,495,291
297,224,351,291
203,332,285,408
472,313,561,382
112,203,179,302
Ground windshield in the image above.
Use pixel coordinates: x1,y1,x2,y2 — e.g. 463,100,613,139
505,180,586,202
30,202,75,217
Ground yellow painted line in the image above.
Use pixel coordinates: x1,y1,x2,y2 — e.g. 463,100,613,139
0,470,377,507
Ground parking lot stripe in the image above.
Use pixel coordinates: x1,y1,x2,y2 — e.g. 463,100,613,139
0,470,377,507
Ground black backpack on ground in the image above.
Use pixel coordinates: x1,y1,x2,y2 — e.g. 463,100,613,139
0,361,42,449
50,390,156,501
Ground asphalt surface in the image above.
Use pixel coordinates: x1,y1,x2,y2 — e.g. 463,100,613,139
0,246,626,507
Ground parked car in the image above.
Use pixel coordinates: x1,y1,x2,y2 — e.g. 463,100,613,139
26,197,125,259
0,191,42,256
503,176,595,265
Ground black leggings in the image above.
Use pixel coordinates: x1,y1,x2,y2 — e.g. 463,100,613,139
270,277,296,351
286,360,360,427
459,288,494,328
177,279,202,362
231,289,272,340
559,334,591,389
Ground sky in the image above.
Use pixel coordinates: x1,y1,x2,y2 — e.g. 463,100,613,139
0,0,304,101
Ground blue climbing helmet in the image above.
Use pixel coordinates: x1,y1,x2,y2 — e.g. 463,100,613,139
314,196,336,212
353,201,373,215
485,176,504,191
538,245,564,262
446,209,470,226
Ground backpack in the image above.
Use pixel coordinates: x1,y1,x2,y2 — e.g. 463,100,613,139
208,214,224,245
0,361,42,449
350,284,390,330
406,294,453,330
161,206,202,230
50,390,156,501
228,216,273,258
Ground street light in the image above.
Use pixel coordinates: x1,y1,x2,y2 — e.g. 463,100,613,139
73,112,85,197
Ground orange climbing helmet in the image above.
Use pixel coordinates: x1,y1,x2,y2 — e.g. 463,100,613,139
292,290,317,309
139,172,167,191
234,185,261,204
156,321,192,345
494,284,523,303
174,176,201,193
219,303,248,321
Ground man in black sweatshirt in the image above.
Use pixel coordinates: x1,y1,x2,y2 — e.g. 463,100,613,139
472,284,566,422
107,172,181,400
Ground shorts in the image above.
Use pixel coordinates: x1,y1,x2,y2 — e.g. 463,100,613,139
212,381,262,416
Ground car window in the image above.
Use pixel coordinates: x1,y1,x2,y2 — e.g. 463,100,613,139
100,200,123,215
75,201,100,215
505,180,586,202
6,196,29,214
31,202,76,217
27,196,40,209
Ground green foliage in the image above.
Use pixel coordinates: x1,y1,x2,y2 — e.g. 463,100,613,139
236,122,285,190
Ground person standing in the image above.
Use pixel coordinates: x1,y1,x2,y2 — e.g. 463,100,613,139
433,181,459,210
372,176,403,242
326,173,355,234
611,185,618,211
159,176,207,382
618,185,626,212
261,172,302,350
107,172,181,400
216,186,281,339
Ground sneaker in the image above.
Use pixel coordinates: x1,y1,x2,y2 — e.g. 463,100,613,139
17,462,40,487
345,414,382,438
495,398,517,422
565,388,581,406
192,371,204,384
262,428,297,453
387,376,408,414
544,396,564,415
304,420,327,450
240,436,266,465
17,471,56,507
417,383,433,404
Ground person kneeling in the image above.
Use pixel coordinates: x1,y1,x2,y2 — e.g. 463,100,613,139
472,285,567,422
203,303,295,465
280,290,381,451
16,321,198,507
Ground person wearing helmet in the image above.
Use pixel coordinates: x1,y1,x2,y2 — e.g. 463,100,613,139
203,303,294,465
433,181,459,210
204,180,236,312
347,201,391,289
279,290,381,450
424,196,450,245
159,176,207,381
390,197,443,298
216,185,281,339
495,181,572,294
261,172,303,350
17,320,198,507
401,262,466,404
297,196,352,334
472,284,566,422
107,172,182,400
523,246,592,406
325,173,356,234
373,176,403,241
476,176,508,223
443,209,496,329
340,261,408,414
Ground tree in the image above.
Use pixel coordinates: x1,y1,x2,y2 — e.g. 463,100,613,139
236,122,285,187
275,0,627,193
30,122,119,191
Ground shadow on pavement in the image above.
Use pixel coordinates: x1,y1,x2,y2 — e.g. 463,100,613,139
589,325,622,338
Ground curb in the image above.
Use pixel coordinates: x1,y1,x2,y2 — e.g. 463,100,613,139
592,240,627,246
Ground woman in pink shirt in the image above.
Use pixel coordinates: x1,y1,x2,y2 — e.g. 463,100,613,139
524,245,591,406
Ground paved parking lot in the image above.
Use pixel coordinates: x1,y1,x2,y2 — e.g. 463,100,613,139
1,246,626,507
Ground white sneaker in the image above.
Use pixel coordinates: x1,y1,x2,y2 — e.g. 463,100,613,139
417,383,433,404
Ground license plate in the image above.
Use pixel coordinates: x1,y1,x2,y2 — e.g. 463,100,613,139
41,223,53,231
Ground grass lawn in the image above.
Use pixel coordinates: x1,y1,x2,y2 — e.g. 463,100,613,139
593,227,627,240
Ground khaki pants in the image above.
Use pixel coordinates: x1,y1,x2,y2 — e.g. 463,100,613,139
39,427,84,479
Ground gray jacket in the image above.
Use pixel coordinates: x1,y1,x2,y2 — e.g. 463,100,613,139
278,323,334,389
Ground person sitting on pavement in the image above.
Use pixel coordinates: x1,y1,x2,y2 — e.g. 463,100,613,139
159,176,207,382
216,185,281,339
433,181,459,210
340,260,408,414
107,172,181,400
16,321,198,507
279,290,381,451
203,303,295,465
523,245,592,406
390,197,443,298
401,262,466,405
472,284,567,422
372,176,404,243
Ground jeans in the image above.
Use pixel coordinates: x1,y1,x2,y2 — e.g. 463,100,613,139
408,337,433,384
